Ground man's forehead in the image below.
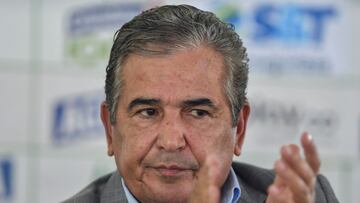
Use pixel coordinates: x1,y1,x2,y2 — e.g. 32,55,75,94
122,46,225,71
118,46,228,105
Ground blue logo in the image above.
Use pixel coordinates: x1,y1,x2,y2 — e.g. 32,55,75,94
213,2,341,75
0,159,13,200
215,3,337,45
253,4,337,44
65,2,143,67
52,91,104,146
67,3,142,36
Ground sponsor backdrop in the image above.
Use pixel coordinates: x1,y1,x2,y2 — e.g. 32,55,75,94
0,0,359,202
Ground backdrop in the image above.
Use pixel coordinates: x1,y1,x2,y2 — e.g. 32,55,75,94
0,0,359,202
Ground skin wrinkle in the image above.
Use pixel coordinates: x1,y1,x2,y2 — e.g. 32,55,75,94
124,47,223,95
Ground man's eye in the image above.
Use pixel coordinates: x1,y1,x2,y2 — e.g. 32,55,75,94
190,109,209,118
138,108,157,117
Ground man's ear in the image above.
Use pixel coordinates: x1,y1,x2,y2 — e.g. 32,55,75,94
100,102,114,156
234,102,250,156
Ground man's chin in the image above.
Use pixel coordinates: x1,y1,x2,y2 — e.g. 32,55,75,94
138,178,194,203
142,189,191,203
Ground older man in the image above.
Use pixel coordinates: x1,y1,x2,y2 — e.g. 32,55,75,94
64,4,338,203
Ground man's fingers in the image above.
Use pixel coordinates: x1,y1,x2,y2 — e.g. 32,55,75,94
202,156,228,187
301,132,321,174
280,144,316,187
267,185,293,203
190,156,222,203
274,160,314,203
267,133,320,203
273,176,286,188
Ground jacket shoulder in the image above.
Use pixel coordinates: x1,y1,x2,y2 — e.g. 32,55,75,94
61,172,114,203
232,161,275,194
315,174,339,203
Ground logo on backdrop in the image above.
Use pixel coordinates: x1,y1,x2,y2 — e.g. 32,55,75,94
64,2,142,68
52,91,104,145
0,159,13,201
213,1,345,75
253,4,336,44
215,3,337,44
249,96,339,142
63,1,347,74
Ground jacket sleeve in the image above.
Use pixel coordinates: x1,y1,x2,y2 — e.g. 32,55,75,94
315,174,339,203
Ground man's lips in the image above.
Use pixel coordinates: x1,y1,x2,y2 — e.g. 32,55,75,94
151,165,192,176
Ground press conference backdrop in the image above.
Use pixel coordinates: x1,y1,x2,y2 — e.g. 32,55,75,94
0,0,359,202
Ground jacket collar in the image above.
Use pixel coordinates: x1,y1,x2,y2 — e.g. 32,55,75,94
100,171,129,203
232,162,273,203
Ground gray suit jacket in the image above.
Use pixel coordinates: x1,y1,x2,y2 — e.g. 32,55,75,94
62,162,339,203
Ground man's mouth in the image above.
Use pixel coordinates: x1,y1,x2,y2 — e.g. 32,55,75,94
152,164,191,177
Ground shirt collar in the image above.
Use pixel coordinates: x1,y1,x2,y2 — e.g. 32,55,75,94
121,178,139,203
221,167,241,203
121,167,241,203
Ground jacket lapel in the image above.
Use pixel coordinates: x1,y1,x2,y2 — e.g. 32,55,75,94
236,177,267,203
100,171,129,203
232,162,274,203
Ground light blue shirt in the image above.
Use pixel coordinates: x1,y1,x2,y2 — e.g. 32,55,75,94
121,167,241,203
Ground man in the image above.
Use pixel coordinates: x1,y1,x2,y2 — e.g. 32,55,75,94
64,4,338,203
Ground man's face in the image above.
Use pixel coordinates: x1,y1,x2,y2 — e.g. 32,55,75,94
101,46,249,203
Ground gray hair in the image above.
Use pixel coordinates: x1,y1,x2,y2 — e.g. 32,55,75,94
105,4,249,126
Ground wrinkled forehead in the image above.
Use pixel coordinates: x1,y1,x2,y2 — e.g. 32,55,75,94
119,46,227,99
122,45,225,75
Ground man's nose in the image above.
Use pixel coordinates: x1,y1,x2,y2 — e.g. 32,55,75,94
156,114,186,152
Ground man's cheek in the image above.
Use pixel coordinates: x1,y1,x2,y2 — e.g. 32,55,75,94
121,125,156,148
187,130,223,160
197,124,232,146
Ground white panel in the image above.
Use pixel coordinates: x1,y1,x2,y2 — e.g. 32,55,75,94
0,1,30,63
0,73,30,145
351,164,360,203
349,2,360,76
37,156,116,203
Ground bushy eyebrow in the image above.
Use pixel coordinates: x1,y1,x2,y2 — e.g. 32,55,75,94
127,98,161,112
181,98,217,110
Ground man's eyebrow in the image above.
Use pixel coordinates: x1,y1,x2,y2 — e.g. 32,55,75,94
127,98,161,112
181,98,217,109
